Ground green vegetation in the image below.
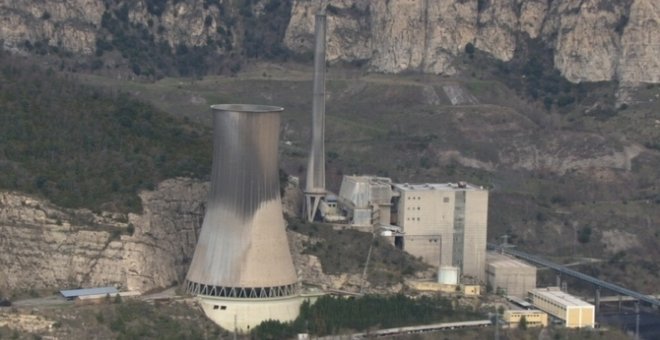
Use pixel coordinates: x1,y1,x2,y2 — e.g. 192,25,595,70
577,226,592,244
252,294,482,337
0,53,211,212
287,218,428,286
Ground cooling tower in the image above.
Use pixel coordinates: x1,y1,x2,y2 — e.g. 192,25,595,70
185,104,301,332
304,12,327,222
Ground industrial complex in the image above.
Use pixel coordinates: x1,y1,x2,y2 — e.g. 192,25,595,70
177,5,603,335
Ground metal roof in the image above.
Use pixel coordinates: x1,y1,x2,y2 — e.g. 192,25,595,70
392,182,486,192
60,287,118,298
530,287,593,308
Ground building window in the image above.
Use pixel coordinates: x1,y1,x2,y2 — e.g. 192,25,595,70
443,197,449,203
221,306,227,310
213,305,219,310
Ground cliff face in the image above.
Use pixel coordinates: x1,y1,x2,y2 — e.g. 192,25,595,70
0,178,206,293
0,0,224,55
284,0,660,83
0,0,657,83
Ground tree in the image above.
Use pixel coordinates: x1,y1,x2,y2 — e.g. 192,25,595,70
577,226,592,244
464,43,475,57
519,315,528,330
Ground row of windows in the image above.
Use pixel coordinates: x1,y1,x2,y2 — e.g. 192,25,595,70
405,196,451,203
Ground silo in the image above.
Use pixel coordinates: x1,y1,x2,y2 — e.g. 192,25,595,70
185,104,301,332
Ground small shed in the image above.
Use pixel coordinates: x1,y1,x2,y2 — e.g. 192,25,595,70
60,287,118,300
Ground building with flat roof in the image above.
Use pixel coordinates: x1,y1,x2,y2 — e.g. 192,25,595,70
528,287,595,328
503,309,548,328
391,182,488,281
60,287,118,300
486,252,537,298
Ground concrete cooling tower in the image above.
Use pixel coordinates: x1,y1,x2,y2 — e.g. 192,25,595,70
185,104,301,332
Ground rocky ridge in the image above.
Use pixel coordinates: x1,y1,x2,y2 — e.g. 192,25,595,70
285,0,660,83
0,0,657,83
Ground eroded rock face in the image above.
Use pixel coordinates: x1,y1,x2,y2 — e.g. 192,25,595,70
0,0,657,83
285,0,659,83
0,178,206,293
0,0,103,54
0,0,226,55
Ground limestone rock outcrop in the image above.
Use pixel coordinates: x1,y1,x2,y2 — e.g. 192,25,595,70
0,0,657,83
285,0,660,83
0,178,206,293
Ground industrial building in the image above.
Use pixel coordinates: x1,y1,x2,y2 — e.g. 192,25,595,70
60,287,118,300
503,309,548,328
391,182,488,281
184,104,302,331
486,252,537,298
336,175,394,228
528,287,595,328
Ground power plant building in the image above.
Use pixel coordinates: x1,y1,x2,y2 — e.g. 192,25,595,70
337,175,394,228
391,182,488,282
184,104,301,332
528,287,595,328
503,309,548,328
486,252,537,298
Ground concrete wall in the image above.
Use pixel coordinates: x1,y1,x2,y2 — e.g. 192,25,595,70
198,295,304,332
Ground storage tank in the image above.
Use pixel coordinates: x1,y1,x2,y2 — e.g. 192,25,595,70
438,266,460,285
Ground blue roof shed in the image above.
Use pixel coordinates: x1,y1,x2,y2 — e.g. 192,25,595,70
60,287,118,299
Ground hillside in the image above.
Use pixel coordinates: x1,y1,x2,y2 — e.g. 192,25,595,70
0,0,658,309
74,60,660,293
0,51,211,212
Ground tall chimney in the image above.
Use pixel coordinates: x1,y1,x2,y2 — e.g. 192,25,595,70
304,12,327,222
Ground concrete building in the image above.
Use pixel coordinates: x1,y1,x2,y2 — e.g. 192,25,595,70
528,287,595,328
503,309,548,328
391,182,488,281
337,175,393,228
184,104,301,331
486,252,537,298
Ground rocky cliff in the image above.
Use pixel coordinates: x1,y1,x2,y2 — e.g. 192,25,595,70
285,0,659,84
0,178,206,293
1,0,657,83
0,176,362,295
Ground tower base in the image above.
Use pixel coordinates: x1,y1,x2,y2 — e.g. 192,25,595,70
304,193,325,222
196,294,304,333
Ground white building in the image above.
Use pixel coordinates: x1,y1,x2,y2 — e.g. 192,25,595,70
337,175,393,228
486,252,537,298
391,182,488,282
528,287,595,328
